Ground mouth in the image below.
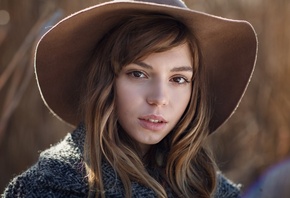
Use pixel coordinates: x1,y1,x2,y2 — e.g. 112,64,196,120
138,115,168,131
139,115,167,123
145,118,165,123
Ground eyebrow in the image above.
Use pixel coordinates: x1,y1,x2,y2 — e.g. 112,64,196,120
134,61,193,72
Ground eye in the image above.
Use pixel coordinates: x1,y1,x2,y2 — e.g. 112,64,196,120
127,71,147,78
171,76,190,84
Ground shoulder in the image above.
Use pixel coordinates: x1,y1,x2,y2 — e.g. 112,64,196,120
2,125,88,197
214,172,241,198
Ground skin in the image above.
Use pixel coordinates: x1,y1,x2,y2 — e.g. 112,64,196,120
115,43,193,155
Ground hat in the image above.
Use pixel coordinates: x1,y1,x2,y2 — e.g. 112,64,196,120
35,0,258,133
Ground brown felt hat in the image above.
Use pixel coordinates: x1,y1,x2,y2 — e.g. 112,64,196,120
35,0,258,133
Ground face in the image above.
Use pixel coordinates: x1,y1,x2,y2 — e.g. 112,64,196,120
115,43,193,154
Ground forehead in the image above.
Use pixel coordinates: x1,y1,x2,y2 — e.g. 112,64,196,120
124,44,194,74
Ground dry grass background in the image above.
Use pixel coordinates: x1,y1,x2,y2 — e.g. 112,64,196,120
0,0,289,195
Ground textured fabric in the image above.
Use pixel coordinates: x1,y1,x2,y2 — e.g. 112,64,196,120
2,124,241,198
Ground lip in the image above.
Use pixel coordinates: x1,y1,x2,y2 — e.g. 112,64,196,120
138,114,167,131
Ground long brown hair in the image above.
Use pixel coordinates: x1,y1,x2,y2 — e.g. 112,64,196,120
83,13,216,198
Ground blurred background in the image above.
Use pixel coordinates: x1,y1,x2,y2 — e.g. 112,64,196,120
0,0,289,196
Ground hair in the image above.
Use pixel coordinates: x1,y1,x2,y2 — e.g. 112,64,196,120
83,13,217,198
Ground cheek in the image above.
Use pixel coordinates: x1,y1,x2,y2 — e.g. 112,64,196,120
174,89,192,124
115,83,129,114
172,87,192,112
115,80,141,116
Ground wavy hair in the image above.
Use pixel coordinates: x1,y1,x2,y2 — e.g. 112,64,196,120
83,13,216,198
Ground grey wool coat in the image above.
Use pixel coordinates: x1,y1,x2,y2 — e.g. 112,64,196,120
2,124,241,198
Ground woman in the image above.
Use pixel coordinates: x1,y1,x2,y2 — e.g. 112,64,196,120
2,0,257,197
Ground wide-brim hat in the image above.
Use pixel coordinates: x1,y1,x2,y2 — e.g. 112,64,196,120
35,0,258,133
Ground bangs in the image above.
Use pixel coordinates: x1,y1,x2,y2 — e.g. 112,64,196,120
108,13,196,72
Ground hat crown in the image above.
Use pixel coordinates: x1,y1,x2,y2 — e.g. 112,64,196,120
118,0,187,8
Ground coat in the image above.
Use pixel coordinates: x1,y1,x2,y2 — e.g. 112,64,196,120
2,124,241,198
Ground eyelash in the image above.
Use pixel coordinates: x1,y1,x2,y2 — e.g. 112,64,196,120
127,70,191,85
128,71,146,78
171,76,191,84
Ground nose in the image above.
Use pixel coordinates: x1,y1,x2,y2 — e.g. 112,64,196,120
146,81,169,106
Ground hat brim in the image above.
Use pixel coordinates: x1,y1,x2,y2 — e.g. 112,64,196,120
35,1,258,133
